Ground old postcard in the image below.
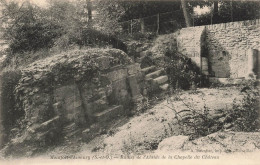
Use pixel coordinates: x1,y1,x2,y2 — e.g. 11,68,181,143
0,0,260,164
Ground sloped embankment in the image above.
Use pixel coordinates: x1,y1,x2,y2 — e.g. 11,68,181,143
74,87,259,156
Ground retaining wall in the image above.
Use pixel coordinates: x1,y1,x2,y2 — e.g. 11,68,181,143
177,19,260,78
206,19,260,78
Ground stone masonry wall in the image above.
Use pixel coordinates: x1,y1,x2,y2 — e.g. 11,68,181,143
206,19,260,78
177,19,260,78
177,26,205,68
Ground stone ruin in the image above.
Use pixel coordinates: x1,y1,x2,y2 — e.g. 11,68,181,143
0,48,147,156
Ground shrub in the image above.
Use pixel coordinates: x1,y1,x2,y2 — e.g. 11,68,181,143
228,83,260,132
163,50,201,90
8,21,62,54
167,82,260,140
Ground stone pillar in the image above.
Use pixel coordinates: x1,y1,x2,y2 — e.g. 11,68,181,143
127,75,142,101
247,49,258,79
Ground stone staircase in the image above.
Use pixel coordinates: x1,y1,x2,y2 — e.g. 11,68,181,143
141,65,170,93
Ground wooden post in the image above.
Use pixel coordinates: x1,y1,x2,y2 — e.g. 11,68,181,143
211,11,213,25
128,21,130,34
87,0,92,21
231,0,233,22
157,13,160,35
192,14,194,26
130,20,133,34
140,18,145,33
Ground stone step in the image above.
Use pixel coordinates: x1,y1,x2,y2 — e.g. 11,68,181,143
88,98,109,114
63,123,81,139
145,69,164,80
65,129,81,139
153,75,168,85
141,66,156,74
159,83,169,91
63,123,77,133
93,105,124,124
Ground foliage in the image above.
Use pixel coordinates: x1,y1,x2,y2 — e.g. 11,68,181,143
119,1,182,20
94,0,125,35
166,82,260,140
228,83,260,132
192,1,260,25
194,12,212,26
0,1,63,54
164,50,201,90
166,89,216,139
9,21,61,53
0,0,129,68
218,1,260,23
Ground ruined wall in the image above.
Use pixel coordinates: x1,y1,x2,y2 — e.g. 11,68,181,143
206,19,260,78
177,26,205,68
0,48,144,156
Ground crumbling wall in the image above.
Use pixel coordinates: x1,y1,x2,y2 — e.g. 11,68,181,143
0,48,144,157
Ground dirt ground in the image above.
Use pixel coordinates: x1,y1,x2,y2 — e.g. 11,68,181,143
37,86,255,159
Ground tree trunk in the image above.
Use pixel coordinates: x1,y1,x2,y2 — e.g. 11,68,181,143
181,0,191,27
87,0,92,21
212,1,219,24
140,18,145,33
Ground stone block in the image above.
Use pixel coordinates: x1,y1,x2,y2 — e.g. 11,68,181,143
159,83,169,91
106,69,128,82
127,75,142,100
145,69,164,80
93,105,124,124
139,51,147,58
153,75,168,85
85,96,109,114
157,135,189,151
53,84,79,102
53,84,85,123
33,116,60,132
107,78,131,106
141,66,156,74
127,63,141,75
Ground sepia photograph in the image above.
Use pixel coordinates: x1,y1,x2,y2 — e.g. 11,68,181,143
0,0,260,164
